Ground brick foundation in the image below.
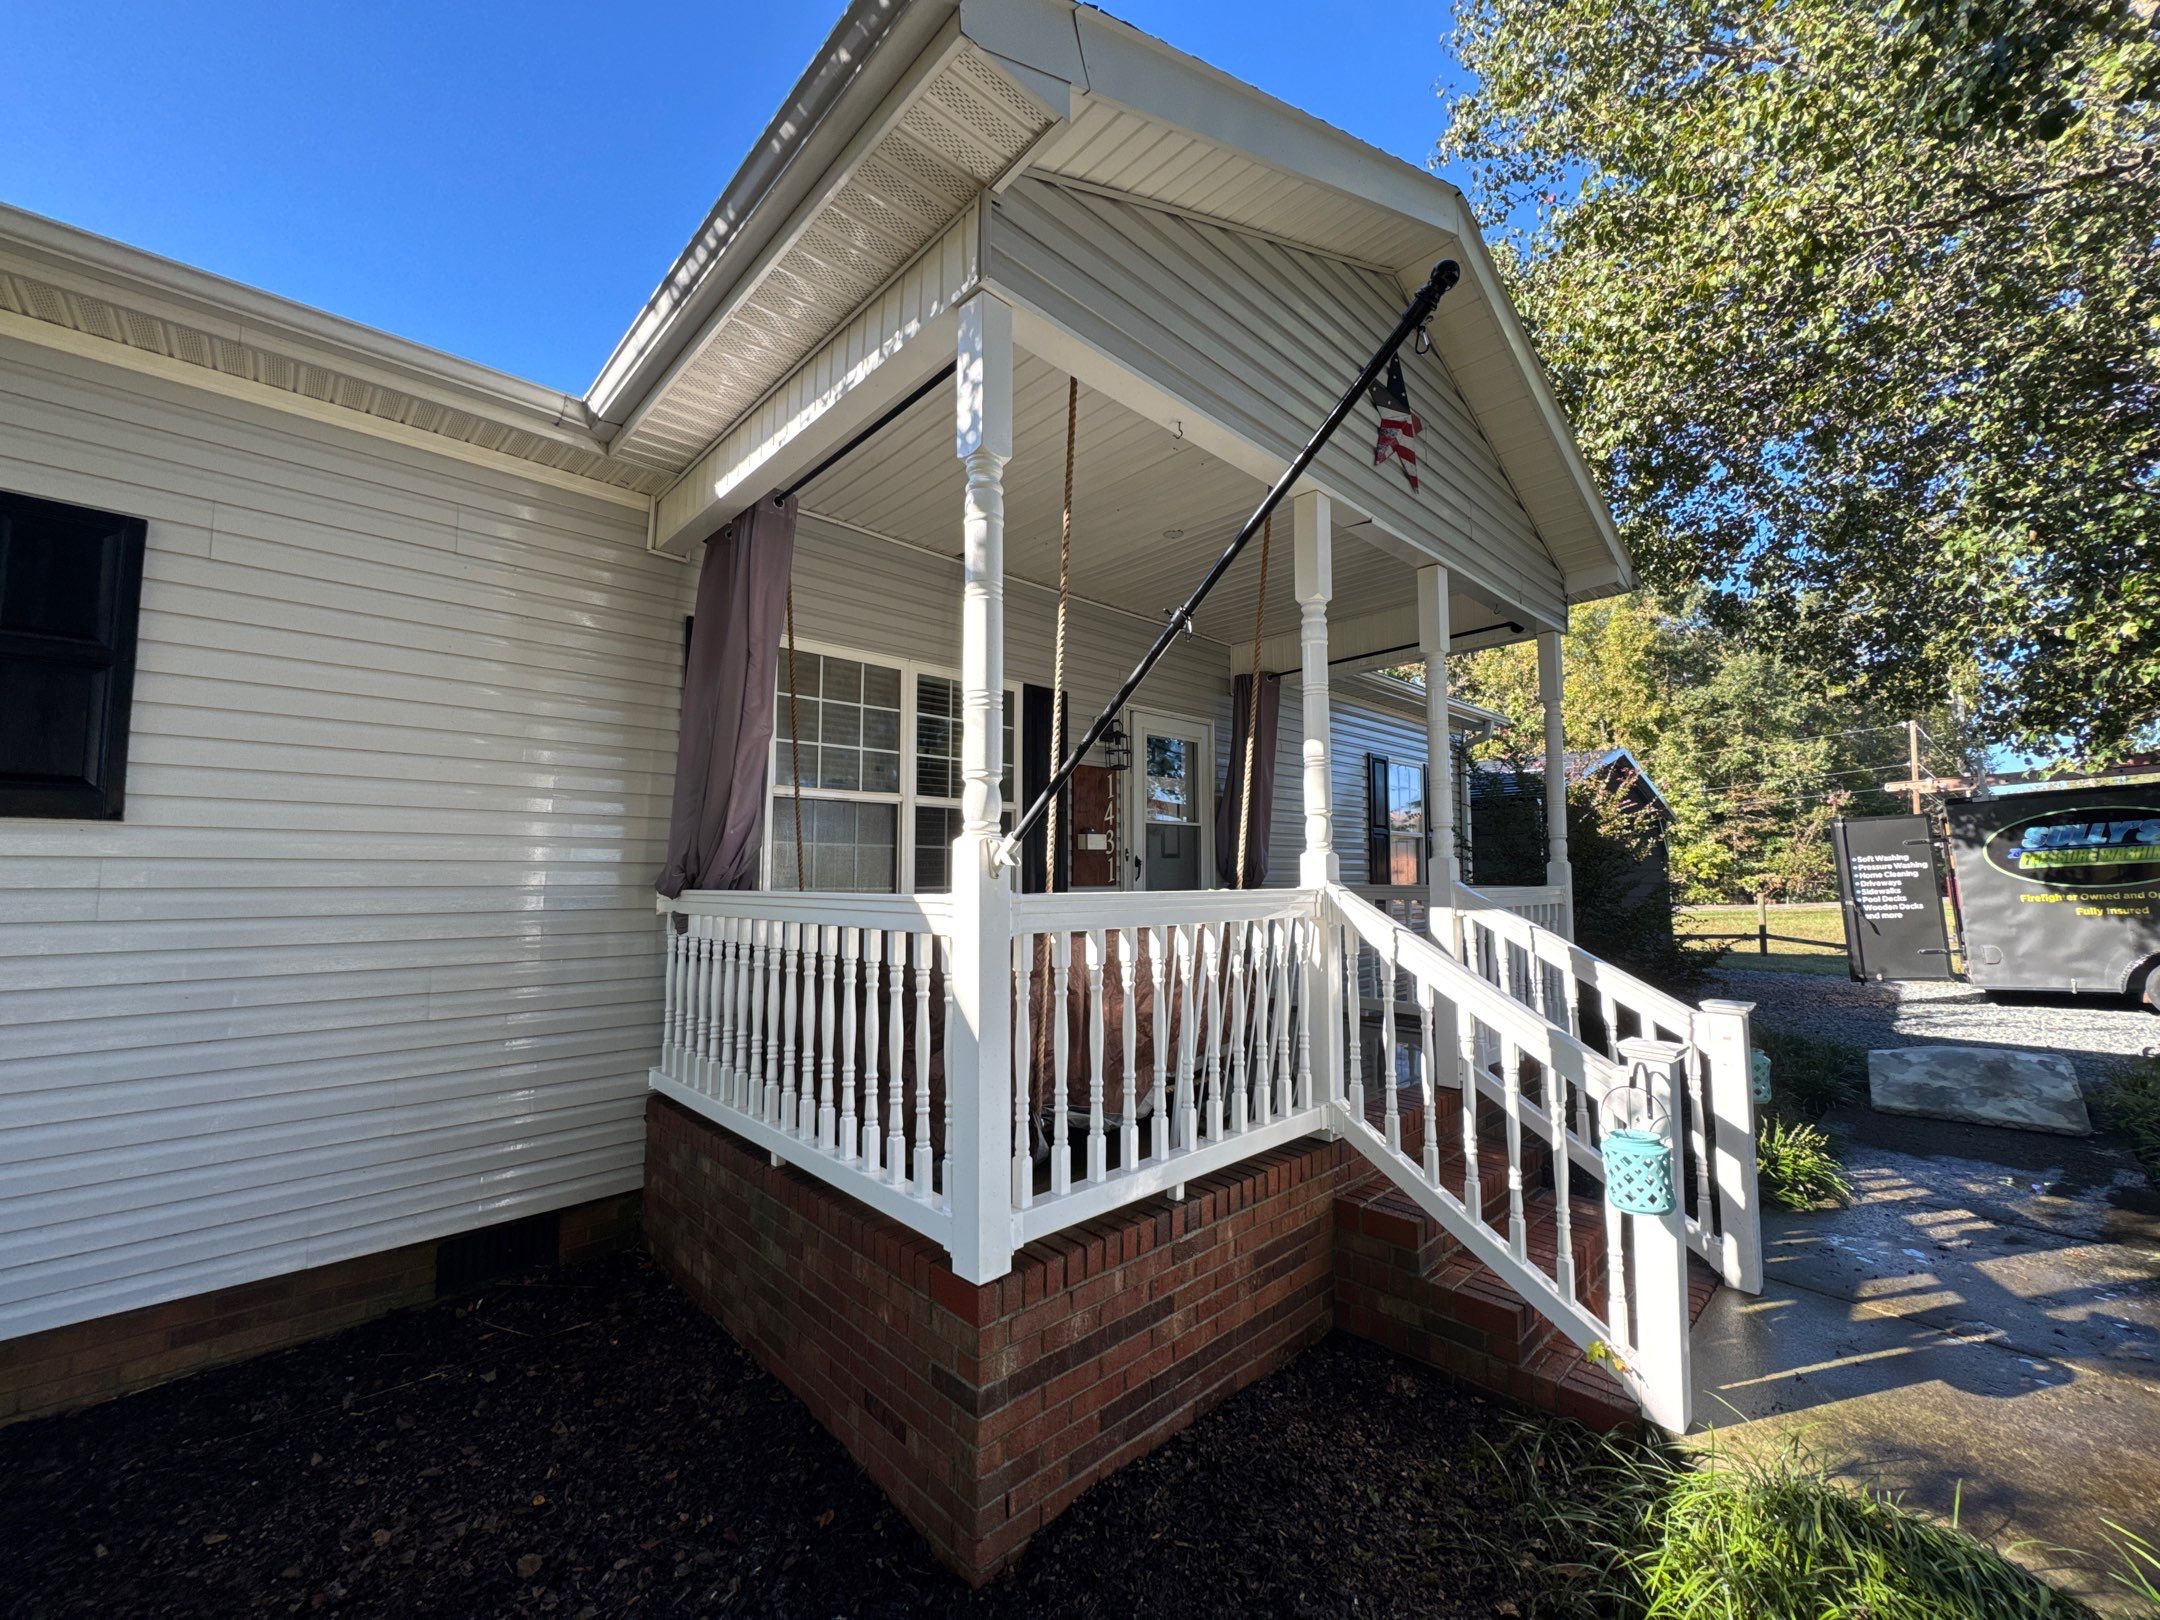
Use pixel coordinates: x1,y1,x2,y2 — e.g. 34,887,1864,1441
644,1094,1350,1584
0,1190,642,1427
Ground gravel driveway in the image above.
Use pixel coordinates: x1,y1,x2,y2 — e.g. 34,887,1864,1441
1710,968,2157,1088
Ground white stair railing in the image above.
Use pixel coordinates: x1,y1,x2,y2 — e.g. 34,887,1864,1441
1452,886,1761,1295
1322,882,1697,1431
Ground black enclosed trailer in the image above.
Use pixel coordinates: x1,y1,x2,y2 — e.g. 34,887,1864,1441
1944,785,2160,1005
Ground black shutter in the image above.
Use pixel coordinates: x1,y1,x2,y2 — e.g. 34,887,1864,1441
0,491,147,820
1364,754,1390,884
1020,684,1069,893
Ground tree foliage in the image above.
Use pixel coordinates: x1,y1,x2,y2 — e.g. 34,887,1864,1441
1439,0,2160,762
1448,595,1983,901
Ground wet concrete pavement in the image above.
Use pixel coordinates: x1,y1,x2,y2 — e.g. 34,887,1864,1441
1690,1108,2160,1614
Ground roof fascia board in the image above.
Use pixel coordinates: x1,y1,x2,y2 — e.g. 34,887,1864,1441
0,310,650,511
1063,5,1467,244
0,202,605,456
587,0,960,429
1430,218,1634,591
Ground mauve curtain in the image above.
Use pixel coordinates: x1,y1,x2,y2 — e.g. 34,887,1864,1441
656,494,797,897
1215,672,1282,887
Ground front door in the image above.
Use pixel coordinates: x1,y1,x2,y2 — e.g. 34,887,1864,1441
1129,711,1213,890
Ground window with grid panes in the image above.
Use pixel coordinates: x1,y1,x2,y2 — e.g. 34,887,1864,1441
772,650,902,891
912,673,1014,890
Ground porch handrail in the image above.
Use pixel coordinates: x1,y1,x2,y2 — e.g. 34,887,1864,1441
1319,882,1693,1430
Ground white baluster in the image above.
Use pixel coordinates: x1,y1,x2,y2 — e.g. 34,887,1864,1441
1459,1002,1483,1220
1294,920,1314,1113
1271,919,1292,1121
763,920,783,1124
1201,922,1224,1143
862,931,883,1173
886,928,907,1185
1247,922,1274,1127
1417,984,1439,1186
1343,925,1365,1122
698,916,722,1093
729,916,749,1108
1543,1048,1577,1302
1146,927,1168,1160
816,926,838,1151
1502,1035,1528,1261
660,915,680,1077
798,923,818,1138
839,927,860,1162
746,920,766,1117
940,934,955,1202
1227,921,1249,1135
1051,931,1072,1196
720,917,741,1102
1117,928,1139,1173
912,932,933,1195
1381,937,1400,1154
1085,930,1107,1184
781,922,801,1131
1012,932,1032,1208
1174,925,1198,1153
1686,1044,1714,1230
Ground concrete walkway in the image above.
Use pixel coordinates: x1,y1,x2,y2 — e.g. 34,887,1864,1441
1690,1107,2160,1615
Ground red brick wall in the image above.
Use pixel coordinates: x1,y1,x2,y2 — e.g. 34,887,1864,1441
644,1094,1350,1584
0,1190,641,1428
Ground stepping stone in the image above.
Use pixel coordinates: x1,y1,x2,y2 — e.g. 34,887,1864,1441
1867,1046,2089,1136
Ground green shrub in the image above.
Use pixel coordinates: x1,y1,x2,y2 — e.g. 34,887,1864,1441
2098,1057,2160,1186
1490,1424,2099,1619
1757,1116,1851,1211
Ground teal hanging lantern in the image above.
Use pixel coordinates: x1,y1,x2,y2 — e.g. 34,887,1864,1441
1751,1048,1773,1107
1599,1069,1676,1217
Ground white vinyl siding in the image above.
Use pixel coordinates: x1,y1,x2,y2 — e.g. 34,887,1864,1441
0,336,681,1343
984,178,1566,627
1258,688,1446,889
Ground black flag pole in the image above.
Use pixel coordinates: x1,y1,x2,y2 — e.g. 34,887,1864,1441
992,257,1461,873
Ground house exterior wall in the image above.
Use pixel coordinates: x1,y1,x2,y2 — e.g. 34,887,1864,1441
1243,685,1470,889
0,336,683,1346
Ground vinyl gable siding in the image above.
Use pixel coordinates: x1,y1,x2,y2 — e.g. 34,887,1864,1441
0,336,682,1342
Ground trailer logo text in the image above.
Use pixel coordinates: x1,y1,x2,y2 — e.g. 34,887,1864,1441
1985,807,2160,888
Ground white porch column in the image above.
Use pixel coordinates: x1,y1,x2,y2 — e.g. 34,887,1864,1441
1538,630,1575,941
948,293,1015,1284
1417,567,1457,947
1293,491,1337,888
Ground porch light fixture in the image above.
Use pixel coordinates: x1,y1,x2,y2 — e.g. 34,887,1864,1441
1102,716,1131,771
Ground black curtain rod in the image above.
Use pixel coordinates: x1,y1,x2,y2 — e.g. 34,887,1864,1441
1259,619,1526,679
777,361,958,503
994,258,1463,871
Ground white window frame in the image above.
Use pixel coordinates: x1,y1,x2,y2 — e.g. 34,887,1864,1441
760,633,1017,894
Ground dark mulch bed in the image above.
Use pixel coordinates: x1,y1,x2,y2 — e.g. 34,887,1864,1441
0,1250,1602,1618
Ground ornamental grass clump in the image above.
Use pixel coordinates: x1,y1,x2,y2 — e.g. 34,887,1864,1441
1756,1116,1851,1211
1491,1424,2100,1619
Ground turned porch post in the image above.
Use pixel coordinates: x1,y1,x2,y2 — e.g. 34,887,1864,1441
1538,630,1575,941
948,293,1015,1284
1417,566,1457,949
1293,491,1337,888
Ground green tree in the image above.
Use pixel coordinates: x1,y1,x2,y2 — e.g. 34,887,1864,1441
1439,0,2160,763
1447,595,1981,902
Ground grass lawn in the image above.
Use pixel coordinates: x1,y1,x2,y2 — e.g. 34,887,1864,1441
1675,902,1852,975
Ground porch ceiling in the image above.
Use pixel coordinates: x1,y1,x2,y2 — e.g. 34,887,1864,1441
796,347,1520,654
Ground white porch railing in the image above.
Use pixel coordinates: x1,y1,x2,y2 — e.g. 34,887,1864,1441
653,891,960,1253
1006,889,1328,1245
651,878,1758,1432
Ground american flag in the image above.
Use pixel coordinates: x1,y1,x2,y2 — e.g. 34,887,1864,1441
1368,354,1421,493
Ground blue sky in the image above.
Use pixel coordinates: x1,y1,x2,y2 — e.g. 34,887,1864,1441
0,2,1467,396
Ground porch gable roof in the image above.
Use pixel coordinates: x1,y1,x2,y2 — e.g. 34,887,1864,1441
595,0,1631,608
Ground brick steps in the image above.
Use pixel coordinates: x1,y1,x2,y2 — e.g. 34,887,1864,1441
1334,1111,1720,1430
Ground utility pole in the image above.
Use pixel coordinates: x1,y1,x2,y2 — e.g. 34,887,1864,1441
1906,719,1922,814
